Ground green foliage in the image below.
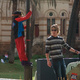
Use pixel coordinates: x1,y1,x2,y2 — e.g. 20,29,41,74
72,54,79,58
32,54,46,59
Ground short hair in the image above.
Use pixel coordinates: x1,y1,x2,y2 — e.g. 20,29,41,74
12,11,21,15
51,24,60,34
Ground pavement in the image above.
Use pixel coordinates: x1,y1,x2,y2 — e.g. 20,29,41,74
0,78,20,80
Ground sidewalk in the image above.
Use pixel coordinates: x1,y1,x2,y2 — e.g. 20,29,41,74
0,78,20,80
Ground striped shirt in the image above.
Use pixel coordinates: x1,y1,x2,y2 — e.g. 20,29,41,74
45,36,71,59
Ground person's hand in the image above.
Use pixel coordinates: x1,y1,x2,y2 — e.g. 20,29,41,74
76,51,80,54
30,8,32,12
47,60,52,67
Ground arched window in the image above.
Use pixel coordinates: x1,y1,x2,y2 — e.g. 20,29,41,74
60,11,68,35
47,19,55,35
46,11,57,35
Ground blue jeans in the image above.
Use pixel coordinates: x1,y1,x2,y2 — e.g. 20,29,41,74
52,58,67,80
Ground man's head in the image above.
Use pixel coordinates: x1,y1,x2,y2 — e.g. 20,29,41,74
51,24,60,36
12,11,21,17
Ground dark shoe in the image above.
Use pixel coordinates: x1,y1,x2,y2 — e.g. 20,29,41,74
21,61,32,66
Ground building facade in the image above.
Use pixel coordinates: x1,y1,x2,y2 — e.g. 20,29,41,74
0,0,80,55
34,0,80,50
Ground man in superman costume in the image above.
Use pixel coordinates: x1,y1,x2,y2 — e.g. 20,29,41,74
12,10,32,66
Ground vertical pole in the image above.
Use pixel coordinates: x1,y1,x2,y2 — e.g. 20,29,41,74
24,0,32,80
26,0,30,62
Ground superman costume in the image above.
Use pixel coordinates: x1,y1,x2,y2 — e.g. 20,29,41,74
12,11,32,65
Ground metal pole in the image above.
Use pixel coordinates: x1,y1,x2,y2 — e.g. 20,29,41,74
24,0,32,80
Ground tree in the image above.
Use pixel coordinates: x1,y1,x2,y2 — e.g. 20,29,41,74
4,0,25,63
66,0,80,57
0,0,17,63
8,0,17,63
67,0,80,47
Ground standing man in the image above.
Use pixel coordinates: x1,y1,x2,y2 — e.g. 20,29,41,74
45,24,80,80
12,9,32,66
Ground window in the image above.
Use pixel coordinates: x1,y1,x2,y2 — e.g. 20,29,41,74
47,19,50,35
62,12,64,16
60,19,66,35
52,19,55,24
62,12,66,16
47,18,55,35
60,12,67,35
49,12,53,16
47,11,56,35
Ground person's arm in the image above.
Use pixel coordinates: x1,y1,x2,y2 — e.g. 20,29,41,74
15,11,32,22
69,48,80,54
45,39,52,67
62,39,80,54
45,53,52,67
